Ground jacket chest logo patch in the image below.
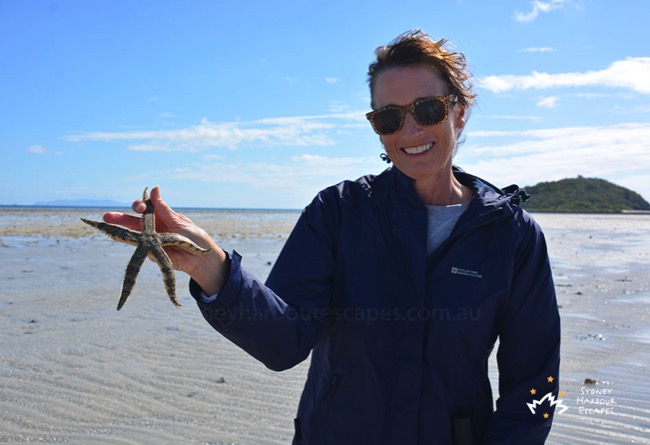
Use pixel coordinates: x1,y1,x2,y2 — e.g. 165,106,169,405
451,267,483,279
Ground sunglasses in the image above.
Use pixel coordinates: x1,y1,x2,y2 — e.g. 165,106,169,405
366,95,457,135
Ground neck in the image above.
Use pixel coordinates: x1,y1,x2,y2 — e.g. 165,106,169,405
413,171,469,206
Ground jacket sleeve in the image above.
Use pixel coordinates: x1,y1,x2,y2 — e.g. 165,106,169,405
482,211,561,444
189,190,339,372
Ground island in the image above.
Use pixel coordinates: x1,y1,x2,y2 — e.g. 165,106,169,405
521,176,650,213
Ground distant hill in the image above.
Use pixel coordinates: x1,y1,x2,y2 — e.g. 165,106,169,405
522,176,650,213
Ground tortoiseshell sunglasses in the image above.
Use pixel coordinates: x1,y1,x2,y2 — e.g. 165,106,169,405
366,95,457,135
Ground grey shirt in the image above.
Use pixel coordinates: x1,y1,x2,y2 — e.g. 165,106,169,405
426,202,468,255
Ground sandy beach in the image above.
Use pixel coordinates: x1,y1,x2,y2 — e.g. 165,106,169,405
1,208,649,444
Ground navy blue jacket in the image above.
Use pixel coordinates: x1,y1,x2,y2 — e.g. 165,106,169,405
191,167,561,444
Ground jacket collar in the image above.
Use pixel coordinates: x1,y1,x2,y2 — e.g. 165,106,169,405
384,165,526,210
382,165,528,236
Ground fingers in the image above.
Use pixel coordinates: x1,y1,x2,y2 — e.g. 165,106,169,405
130,186,162,214
103,212,142,231
132,199,147,214
103,186,176,232
149,186,177,220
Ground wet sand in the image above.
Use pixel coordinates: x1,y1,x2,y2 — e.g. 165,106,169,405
0,208,648,443
529,213,650,444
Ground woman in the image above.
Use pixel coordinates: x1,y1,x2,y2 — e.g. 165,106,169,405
105,30,561,444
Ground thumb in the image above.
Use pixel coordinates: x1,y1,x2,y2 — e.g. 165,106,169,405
149,186,177,219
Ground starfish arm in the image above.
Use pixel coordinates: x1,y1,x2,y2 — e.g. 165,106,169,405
157,232,211,254
150,245,180,307
140,188,159,235
141,203,156,234
117,244,149,310
81,218,142,247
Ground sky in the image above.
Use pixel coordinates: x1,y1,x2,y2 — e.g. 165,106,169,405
2,0,649,208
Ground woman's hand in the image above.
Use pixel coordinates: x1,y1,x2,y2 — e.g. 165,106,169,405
103,186,229,296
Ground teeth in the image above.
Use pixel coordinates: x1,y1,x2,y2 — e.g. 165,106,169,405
403,143,431,155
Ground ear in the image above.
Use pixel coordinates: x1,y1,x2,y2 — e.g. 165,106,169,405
454,106,467,130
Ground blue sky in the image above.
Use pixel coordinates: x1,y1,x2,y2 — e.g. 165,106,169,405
2,0,649,208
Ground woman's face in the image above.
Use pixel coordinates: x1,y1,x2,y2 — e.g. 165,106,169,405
372,65,465,182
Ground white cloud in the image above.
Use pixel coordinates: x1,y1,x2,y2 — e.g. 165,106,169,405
514,0,572,22
125,121,650,205
328,101,352,113
325,77,341,84
628,104,650,114
27,145,47,154
66,113,366,152
190,154,376,187
518,47,556,53
480,58,650,94
469,130,527,138
478,115,541,122
128,143,195,152
575,92,626,100
456,122,650,200
615,174,650,202
147,153,379,207
536,96,559,108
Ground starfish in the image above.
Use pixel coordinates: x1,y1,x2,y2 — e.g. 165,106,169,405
81,187,211,310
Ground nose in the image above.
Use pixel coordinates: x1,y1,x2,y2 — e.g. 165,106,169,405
402,111,424,135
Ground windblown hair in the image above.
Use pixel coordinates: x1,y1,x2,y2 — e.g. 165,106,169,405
367,30,476,110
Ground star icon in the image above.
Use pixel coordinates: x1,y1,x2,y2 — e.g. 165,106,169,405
543,413,550,419
559,391,565,397
547,376,554,383
530,388,537,395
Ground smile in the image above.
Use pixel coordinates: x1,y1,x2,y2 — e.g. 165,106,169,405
402,143,432,155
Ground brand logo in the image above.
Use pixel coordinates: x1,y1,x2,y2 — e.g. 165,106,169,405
450,267,483,279
525,376,568,419
527,392,569,416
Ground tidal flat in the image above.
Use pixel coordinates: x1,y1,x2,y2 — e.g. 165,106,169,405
0,208,648,443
